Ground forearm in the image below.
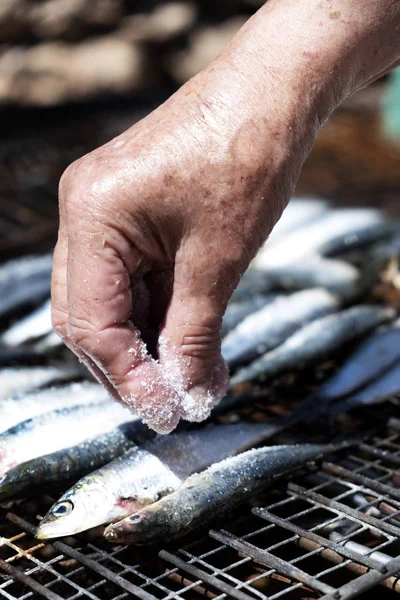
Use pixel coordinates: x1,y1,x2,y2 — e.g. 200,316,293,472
175,0,399,231
225,0,400,122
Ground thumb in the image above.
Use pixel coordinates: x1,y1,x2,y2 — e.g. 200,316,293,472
158,254,231,422
124,250,232,433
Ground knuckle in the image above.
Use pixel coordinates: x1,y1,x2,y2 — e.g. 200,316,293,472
67,316,95,348
51,306,67,338
180,325,221,360
59,159,82,199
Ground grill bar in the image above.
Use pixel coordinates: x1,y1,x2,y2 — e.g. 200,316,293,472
209,530,337,596
6,514,158,600
159,551,257,600
288,484,400,538
0,557,63,600
253,508,384,571
322,461,400,501
319,555,400,600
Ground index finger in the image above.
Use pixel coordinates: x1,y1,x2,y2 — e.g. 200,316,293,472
66,223,183,433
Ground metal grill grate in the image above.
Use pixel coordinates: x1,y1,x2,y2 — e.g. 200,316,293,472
0,400,399,600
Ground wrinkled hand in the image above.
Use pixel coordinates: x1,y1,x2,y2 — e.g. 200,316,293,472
52,76,300,433
52,0,400,433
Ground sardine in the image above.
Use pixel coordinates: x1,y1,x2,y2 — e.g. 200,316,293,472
0,381,111,434
319,222,398,257
276,318,400,426
222,295,279,338
230,269,275,303
32,331,64,353
230,306,395,386
1,299,52,347
0,254,52,318
0,418,154,503
316,317,400,401
36,420,277,538
254,209,384,268
103,443,331,544
222,289,338,369
267,197,330,242
255,258,360,297
332,361,400,413
0,401,133,475
0,365,83,401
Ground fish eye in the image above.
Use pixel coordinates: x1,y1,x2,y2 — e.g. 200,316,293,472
51,500,74,517
130,514,142,522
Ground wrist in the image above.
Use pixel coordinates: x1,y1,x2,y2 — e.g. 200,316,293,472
204,0,400,139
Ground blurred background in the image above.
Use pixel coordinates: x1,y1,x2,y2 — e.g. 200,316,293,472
0,0,399,261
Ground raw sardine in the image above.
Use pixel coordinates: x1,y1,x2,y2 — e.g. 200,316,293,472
104,443,331,544
0,401,133,475
0,254,52,318
0,418,154,502
267,197,330,242
319,222,398,257
0,365,83,401
332,362,400,413
230,269,276,302
222,295,278,338
0,381,111,434
254,209,384,267
1,299,52,346
316,317,400,401
255,258,360,297
222,289,338,368
36,420,277,538
230,306,395,386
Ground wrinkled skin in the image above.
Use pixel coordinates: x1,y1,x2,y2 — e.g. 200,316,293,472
52,0,400,433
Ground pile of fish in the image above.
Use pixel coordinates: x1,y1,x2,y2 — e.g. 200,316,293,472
0,197,400,545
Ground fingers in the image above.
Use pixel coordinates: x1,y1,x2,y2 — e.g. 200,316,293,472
51,197,123,399
125,243,232,429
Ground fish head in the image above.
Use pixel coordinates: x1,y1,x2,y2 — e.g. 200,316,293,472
104,503,169,546
36,476,117,539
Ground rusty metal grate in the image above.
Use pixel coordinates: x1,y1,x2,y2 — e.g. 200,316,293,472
0,400,399,600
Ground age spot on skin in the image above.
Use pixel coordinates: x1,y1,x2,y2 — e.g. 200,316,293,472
330,11,341,20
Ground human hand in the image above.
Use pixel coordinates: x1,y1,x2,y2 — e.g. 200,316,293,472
52,0,400,433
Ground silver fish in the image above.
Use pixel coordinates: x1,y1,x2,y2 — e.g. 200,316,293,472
32,331,64,353
1,299,52,347
230,269,275,302
0,381,111,434
0,401,133,475
222,289,338,368
319,222,399,257
255,258,360,297
0,365,82,401
267,197,330,242
0,418,153,503
104,443,331,544
332,361,400,413
0,254,52,318
222,295,280,338
254,209,385,268
36,420,277,539
275,317,400,427
230,306,395,386
316,317,400,402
